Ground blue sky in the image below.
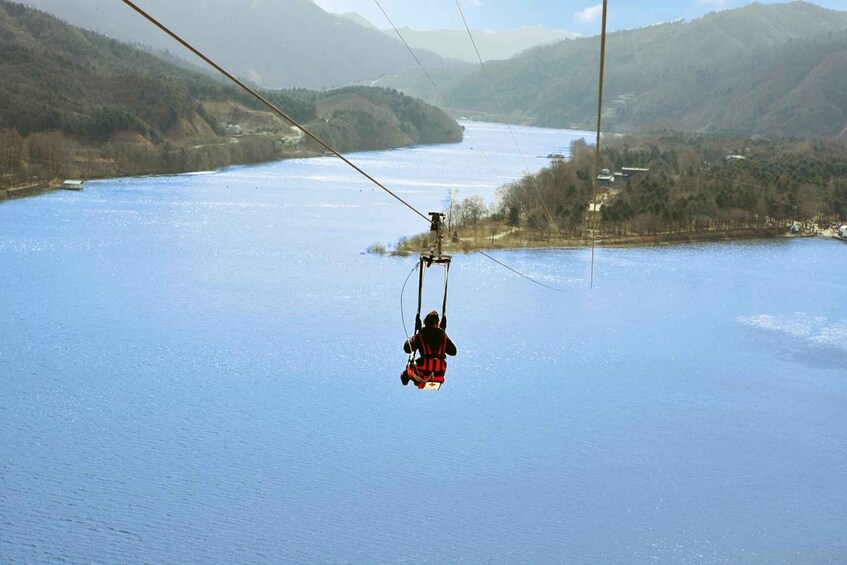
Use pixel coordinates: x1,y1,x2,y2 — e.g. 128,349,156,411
313,0,847,34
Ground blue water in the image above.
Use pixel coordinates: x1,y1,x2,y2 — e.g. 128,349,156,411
1,122,846,563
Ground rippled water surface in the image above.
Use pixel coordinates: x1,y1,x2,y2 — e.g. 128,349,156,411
1,122,846,563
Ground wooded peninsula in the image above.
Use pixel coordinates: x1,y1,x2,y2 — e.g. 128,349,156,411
393,134,847,253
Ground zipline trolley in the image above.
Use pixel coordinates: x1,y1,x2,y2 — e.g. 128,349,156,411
407,212,452,390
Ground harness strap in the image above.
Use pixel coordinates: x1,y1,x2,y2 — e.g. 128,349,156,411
419,334,429,357
440,260,450,331
418,333,447,358
417,333,447,365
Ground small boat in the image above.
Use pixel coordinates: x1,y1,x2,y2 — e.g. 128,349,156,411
834,225,847,242
61,180,84,191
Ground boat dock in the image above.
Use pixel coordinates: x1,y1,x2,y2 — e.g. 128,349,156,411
61,180,85,191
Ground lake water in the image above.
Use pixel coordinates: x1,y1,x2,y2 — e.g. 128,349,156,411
1,122,846,563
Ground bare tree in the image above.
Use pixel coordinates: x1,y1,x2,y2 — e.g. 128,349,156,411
461,195,487,225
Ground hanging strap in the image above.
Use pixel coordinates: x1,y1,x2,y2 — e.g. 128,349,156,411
414,254,450,332
440,260,450,331
415,256,426,332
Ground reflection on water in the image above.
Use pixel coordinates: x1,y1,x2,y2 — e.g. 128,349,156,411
1,122,845,563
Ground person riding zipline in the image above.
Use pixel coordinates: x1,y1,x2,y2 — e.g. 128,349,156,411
402,310,457,388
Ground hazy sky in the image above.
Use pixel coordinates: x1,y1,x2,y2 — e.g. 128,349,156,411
313,0,847,35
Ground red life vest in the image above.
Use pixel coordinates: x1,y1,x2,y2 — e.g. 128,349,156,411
412,331,448,389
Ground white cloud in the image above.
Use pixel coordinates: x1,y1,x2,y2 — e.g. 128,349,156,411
574,4,603,24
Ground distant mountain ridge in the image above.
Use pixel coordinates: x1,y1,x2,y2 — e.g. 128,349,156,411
12,0,453,89
391,25,578,63
377,1,847,139
336,14,579,63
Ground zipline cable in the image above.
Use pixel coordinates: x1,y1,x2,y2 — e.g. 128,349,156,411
472,248,562,292
590,0,609,290
123,0,559,293
453,0,559,231
121,0,429,224
374,0,540,244
400,262,419,339
373,0,513,187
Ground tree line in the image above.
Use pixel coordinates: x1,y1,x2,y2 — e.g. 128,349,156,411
446,134,847,241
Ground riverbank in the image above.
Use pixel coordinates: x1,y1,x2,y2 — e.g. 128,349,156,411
0,129,458,205
0,181,56,202
0,137,330,205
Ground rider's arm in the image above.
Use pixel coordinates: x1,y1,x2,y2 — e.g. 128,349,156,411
445,336,457,356
403,334,418,353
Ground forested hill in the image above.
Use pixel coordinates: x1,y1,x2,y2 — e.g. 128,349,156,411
14,0,456,89
0,1,461,186
381,1,847,139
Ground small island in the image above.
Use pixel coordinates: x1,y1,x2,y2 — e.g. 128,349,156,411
392,134,847,254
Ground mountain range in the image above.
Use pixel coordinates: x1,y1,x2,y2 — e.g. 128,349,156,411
9,0,847,140
12,0,457,89
376,1,847,139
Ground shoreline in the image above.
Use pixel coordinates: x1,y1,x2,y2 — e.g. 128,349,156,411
389,224,836,255
0,138,449,204
0,144,322,204
0,181,57,202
